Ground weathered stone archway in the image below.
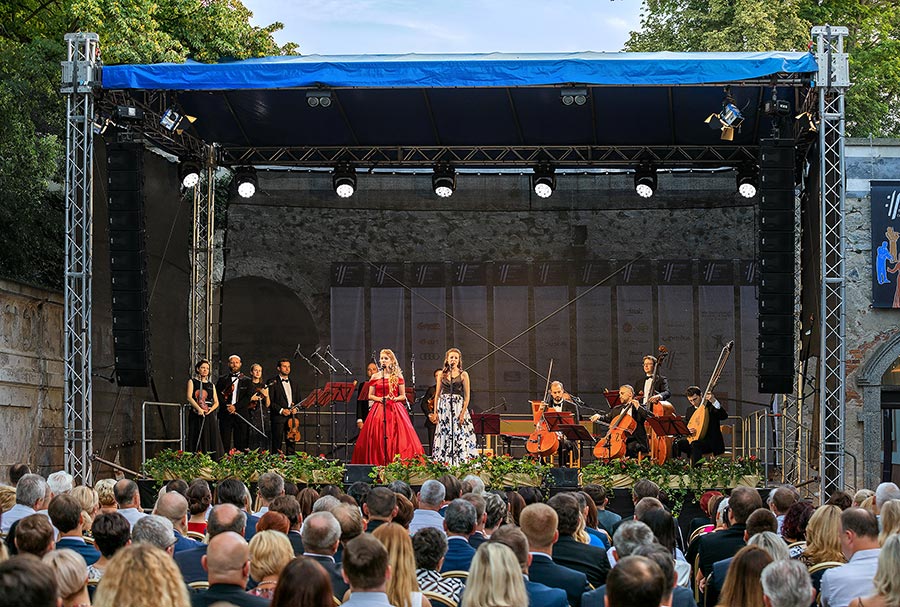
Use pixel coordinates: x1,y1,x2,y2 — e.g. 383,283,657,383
857,330,900,488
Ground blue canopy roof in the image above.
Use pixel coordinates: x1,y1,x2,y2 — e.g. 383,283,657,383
102,51,818,90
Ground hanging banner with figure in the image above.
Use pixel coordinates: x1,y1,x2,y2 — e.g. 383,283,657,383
872,181,900,308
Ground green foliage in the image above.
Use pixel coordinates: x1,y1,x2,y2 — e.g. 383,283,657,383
373,454,551,489
626,0,900,137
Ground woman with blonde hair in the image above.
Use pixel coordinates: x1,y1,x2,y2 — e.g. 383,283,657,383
880,499,900,545
849,533,900,607
94,479,117,515
799,505,846,599
248,530,295,600
93,543,190,607
461,542,528,607
71,485,100,533
351,349,424,465
43,548,92,607
0,485,15,514
372,523,432,607
715,545,772,607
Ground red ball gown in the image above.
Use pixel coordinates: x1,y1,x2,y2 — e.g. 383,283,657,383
351,375,424,465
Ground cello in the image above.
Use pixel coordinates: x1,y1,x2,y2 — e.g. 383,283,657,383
593,394,638,461
688,340,734,443
526,361,559,457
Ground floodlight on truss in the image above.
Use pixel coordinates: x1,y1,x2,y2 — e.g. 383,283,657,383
333,164,356,198
432,164,456,198
634,164,657,198
704,87,744,141
234,166,258,198
736,164,759,198
531,165,556,198
160,108,197,133
179,158,202,189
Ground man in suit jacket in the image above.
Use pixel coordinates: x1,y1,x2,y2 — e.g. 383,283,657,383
440,499,477,572
270,495,304,555
49,494,100,565
549,492,611,588
491,525,567,607
302,511,350,599
267,358,301,455
677,387,730,465
364,487,397,535
340,535,395,607
520,502,590,607
154,491,203,555
583,554,670,607
215,354,253,451
191,531,268,607
176,504,245,584
635,354,671,405
461,493,488,549
216,478,259,541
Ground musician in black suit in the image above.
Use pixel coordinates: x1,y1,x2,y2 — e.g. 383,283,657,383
216,355,252,451
635,355,671,405
355,362,378,430
267,358,301,455
591,385,650,458
545,381,580,467
675,386,729,466
420,379,439,451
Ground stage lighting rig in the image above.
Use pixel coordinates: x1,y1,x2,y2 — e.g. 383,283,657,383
333,164,356,198
179,158,202,189
634,164,657,198
234,166,257,198
307,91,333,108
704,87,744,141
432,164,456,198
560,87,588,106
736,164,759,198
531,165,556,198
160,108,196,133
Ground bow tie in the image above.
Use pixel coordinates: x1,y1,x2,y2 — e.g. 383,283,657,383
281,378,290,383
231,373,240,378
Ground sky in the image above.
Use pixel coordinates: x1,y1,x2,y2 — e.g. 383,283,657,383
241,0,644,55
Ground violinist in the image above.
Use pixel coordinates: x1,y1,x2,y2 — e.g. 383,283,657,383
216,354,251,451
186,359,223,457
267,358,301,455
241,363,271,451
676,386,728,466
635,355,671,405
545,381,579,467
590,384,650,458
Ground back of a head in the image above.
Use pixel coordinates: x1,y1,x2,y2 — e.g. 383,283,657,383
347,481,371,509
248,530,294,582
215,478,248,508
771,487,798,514
747,531,790,561
637,507,676,553
444,498,477,535
366,486,397,518
461,492,486,522
613,520,655,558
583,484,608,508
269,494,301,528
439,474,462,501
113,479,139,508
165,479,188,496
47,471,74,496
333,502,364,543
488,525,529,571
16,474,47,508
633,496,664,521
9,463,32,487
548,492,581,536
206,531,250,578
853,489,875,507
719,545,772,607
465,542,528,607
207,503,247,538
746,507,778,537
412,527,448,571
132,515,176,550
761,559,814,607
93,543,190,607
781,501,815,541
43,548,88,601
483,492,507,530
876,482,900,509
418,479,446,507
632,479,660,502
461,474,485,495
729,486,764,525
256,510,290,534
95,478,117,509
185,479,212,516
301,511,341,554
154,490,189,524
49,493,83,533
394,493,414,528
841,507,879,540
631,544,676,594
312,494,341,514
0,555,58,607
15,514,54,557
519,503,558,548
270,555,334,607
257,472,285,502
91,512,131,558
606,555,666,607
343,534,389,590
825,490,853,510
388,480,414,501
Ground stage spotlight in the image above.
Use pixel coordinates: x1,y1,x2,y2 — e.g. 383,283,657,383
115,105,144,120
531,165,556,198
307,91,333,108
634,164,657,198
160,108,197,133
333,164,356,198
704,87,744,141
234,166,257,198
179,158,202,189
432,165,456,198
736,165,758,198
561,87,588,106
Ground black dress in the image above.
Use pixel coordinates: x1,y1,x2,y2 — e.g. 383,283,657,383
187,378,224,457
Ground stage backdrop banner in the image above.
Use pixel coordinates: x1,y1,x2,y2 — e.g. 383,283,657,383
576,261,613,398
698,261,736,402
330,263,366,372
871,180,900,308
493,262,530,408
616,260,654,387
370,263,406,370
452,263,489,397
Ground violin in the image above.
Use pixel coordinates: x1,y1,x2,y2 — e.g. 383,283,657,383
248,382,270,411
286,406,301,443
193,388,210,413
593,400,638,460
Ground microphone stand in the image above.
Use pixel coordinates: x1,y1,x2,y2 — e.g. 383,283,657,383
324,346,353,459
382,365,389,465
314,348,338,457
297,346,324,453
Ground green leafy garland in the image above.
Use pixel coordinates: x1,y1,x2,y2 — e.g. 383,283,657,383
373,454,552,489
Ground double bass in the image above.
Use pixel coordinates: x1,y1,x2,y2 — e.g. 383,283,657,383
646,345,676,464
688,340,734,443
526,361,559,457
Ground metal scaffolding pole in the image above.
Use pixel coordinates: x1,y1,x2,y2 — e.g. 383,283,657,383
61,33,100,484
814,25,850,497
189,147,217,364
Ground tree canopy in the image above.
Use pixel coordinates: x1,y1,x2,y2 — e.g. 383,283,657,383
625,0,900,138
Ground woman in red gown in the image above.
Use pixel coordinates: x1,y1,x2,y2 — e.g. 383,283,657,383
351,349,424,465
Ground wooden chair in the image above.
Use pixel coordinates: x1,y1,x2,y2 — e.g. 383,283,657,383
185,530,206,542
423,591,457,607
332,596,342,606
441,570,468,580
187,581,209,591
688,526,711,546
807,561,843,606
693,553,703,606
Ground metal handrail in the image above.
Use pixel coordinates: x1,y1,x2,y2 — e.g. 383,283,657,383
141,401,185,464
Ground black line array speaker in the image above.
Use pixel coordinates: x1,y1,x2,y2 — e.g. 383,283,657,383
757,138,795,394
107,143,152,387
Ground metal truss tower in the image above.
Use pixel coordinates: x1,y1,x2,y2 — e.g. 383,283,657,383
61,33,99,484
814,26,850,497
189,147,217,365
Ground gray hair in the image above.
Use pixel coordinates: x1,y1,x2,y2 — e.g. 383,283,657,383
761,559,814,607
747,531,790,561
312,495,341,513
444,499,477,535
132,515,176,549
257,472,285,501
47,471,74,496
301,511,342,553
876,482,900,508
462,475,485,495
613,520,655,558
419,480,446,506
16,474,49,508
484,492,507,529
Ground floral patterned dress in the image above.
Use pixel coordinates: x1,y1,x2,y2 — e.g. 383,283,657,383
432,374,477,465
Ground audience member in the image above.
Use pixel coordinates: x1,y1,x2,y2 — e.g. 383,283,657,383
609,519,655,567
247,530,294,600
192,531,268,607
439,475,462,505
269,495,304,555
826,491,853,511
112,479,146,528
583,485,622,535
364,487,398,534
340,534,393,607
879,499,900,544
312,495,341,514
0,485,15,514
185,479,212,535
50,493,101,565
132,515,177,554
48,471,75,497
461,493,487,548
2,474,50,534
716,545,773,607
174,503,246,584
0,554,59,607
69,485,99,533
254,472,285,516
705,507,778,606
270,556,334,607
15,514,55,557
388,480,415,502
483,492,506,538
216,478,259,541
412,527,465,604
605,555,667,607
690,485,762,579
154,490,203,554
519,502,589,607
506,491,525,526
848,532,900,607
579,491,609,548
409,480,445,536
638,506,690,587
256,510,291,534
302,511,349,598
634,544,697,607
43,548,92,607
319,486,343,499
283,482,299,498
8,463,32,487
461,474,485,496
297,488,320,520
94,479,117,515
165,479,189,496
490,525,567,607
93,544,190,607
393,494,414,530
88,512,131,580
820,508,881,607
347,482,371,510
440,499,477,572
689,490,724,534
761,559,815,607
852,490,874,508
332,502,364,564
372,523,433,607
781,501,814,556
800,504,846,599
548,492,610,587
874,483,900,515
769,487,799,533
461,542,527,607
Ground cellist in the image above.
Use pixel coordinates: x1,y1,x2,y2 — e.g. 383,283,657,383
545,381,579,467
675,386,728,466
591,385,651,458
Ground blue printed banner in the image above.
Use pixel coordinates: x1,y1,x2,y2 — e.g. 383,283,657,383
872,181,900,308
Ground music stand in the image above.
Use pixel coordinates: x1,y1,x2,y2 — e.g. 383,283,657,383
543,410,574,431
603,390,623,408
646,415,690,438
316,381,357,406
471,413,500,453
